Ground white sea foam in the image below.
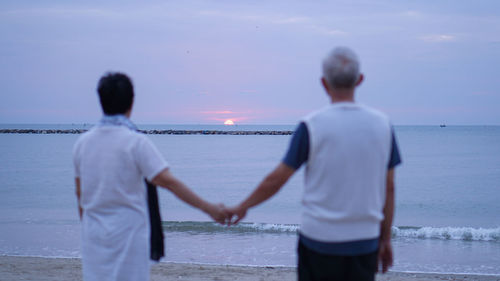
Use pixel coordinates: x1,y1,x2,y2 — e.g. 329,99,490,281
392,226,500,241
164,222,500,242
245,223,299,233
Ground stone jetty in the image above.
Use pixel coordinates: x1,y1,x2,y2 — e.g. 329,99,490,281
0,129,293,135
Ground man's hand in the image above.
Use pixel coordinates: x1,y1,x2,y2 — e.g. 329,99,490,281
225,205,248,225
223,163,295,226
206,203,230,225
377,239,393,273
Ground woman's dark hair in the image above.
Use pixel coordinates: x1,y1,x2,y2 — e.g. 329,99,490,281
97,72,134,115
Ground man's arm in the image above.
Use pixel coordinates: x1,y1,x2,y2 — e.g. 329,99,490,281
227,163,296,225
151,169,227,224
75,177,82,220
378,168,395,273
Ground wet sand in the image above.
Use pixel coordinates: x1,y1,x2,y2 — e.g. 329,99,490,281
0,256,498,281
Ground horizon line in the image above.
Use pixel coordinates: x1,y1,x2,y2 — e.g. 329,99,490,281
1,123,500,126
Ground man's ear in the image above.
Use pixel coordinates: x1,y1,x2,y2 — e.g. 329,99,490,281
321,77,331,92
355,73,364,87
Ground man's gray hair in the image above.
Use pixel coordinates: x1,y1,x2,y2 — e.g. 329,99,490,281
322,47,360,89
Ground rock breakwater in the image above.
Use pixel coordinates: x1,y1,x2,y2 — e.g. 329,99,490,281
0,129,293,135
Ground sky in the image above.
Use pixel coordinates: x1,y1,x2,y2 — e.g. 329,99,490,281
1,1,499,125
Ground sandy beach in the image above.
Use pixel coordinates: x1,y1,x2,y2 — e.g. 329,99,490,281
1,256,498,281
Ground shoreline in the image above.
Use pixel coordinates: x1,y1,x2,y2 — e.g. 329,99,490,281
1,256,499,281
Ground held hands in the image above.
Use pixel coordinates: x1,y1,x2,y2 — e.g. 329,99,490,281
208,163,291,226
205,203,248,226
224,205,247,226
205,203,231,225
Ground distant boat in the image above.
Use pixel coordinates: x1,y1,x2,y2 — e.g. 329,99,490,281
440,124,446,127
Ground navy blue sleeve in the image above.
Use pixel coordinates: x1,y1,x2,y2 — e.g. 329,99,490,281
388,129,402,169
282,122,309,170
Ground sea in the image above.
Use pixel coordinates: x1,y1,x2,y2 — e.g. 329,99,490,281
0,124,499,276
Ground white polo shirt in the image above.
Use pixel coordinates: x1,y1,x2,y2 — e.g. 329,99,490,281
73,125,168,281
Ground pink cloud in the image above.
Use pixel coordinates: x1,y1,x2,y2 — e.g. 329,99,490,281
200,110,236,114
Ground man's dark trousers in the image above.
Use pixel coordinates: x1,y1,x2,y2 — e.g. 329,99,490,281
298,240,378,281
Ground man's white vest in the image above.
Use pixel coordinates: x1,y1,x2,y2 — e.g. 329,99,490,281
300,102,392,242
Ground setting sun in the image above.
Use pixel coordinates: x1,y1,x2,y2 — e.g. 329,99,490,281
224,119,235,125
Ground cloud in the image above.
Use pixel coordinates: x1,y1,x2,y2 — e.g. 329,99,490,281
197,10,310,26
201,111,237,115
1,7,120,19
272,16,310,24
197,9,345,36
211,116,249,122
419,34,456,42
400,10,423,19
309,25,347,36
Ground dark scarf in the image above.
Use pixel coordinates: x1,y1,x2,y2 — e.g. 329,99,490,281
145,180,164,261
100,115,164,261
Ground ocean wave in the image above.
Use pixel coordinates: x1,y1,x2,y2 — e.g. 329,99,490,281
162,221,298,235
392,226,500,242
162,221,500,242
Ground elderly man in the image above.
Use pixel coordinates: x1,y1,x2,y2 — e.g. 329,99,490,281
227,47,401,281
73,72,227,281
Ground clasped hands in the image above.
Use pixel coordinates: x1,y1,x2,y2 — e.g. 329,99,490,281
206,203,246,226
